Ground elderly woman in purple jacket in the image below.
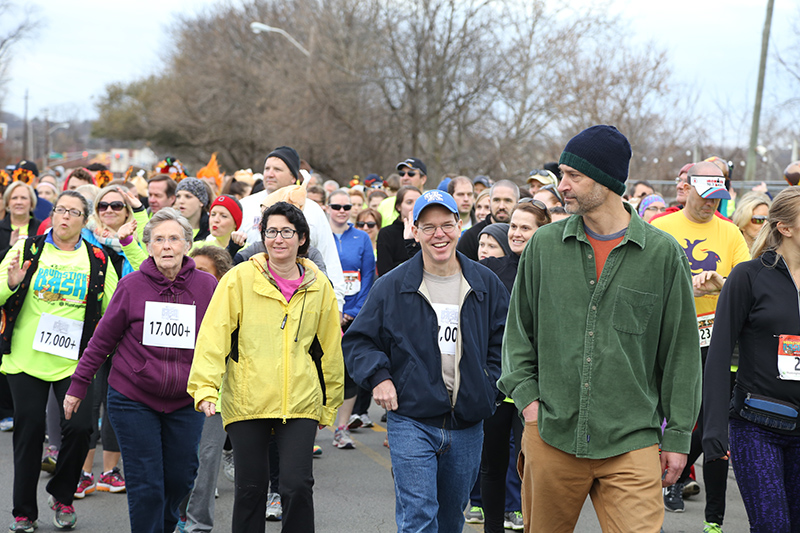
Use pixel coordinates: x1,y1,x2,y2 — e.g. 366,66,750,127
64,208,217,533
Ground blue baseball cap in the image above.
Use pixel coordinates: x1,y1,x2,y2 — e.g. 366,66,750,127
413,190,459,222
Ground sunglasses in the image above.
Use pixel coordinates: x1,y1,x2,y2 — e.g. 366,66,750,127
399,170,418,177
751,215,767,225
529,169,553,179
518,198,549,211
356,221,377,229
329,204,352,211
539,184,563,204
98,201,126,212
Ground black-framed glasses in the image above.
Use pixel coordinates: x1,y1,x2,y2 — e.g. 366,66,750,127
399,170,417,177
265,228,298,239
329,204,352,211
53,206,84,218
356,221,377,229
418,222,458,235
751,215,768,225
518,198,548,211
98,201,125,212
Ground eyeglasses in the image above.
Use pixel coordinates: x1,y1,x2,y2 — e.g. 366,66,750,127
328,204,352,211
152,236,185,246
751,215,768,225
356,221,377,229
399,170,418,177
265,228,298,239
518,198,549,211
98,201,125,212
539,184,563,204
53,206,84,218
418,222,457,235
645,206,667,213
674,176,689,185
529,169,550,177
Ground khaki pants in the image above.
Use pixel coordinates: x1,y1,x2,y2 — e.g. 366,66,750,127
517,421,663,533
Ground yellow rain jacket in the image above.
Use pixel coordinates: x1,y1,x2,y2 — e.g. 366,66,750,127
187,253,344,427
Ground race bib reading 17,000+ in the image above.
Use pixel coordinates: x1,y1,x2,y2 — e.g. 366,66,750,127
142,301,196,350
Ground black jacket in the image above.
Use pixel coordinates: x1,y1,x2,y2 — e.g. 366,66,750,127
456,215,491,262
704,251,800,461
376,217,419,277
0,215,42,263
479,253,519,294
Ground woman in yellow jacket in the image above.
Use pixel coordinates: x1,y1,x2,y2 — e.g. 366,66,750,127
187,201,344,533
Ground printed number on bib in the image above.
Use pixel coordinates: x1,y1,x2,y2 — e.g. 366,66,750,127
142,301,196,349
32,313,83,360
697,312,714,348
343,271,361,297
432,303,459,356
777,334,800,381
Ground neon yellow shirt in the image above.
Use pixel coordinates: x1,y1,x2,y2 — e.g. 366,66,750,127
652,211,750,316
0,240,118,381
377,196,399,228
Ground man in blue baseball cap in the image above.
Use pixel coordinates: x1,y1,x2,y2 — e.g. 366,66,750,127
343,190,509,533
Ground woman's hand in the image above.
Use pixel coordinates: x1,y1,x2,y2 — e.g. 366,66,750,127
230,230,247,246
117,219,137,241
8,228,19,248
402,212,414,240
123,186,143,210
63,395,82,420
692,271,724,297
7,251,30,289
198,400,216,417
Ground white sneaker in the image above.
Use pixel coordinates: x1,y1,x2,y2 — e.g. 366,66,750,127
359,413,374,428
265,493,282,521
222,449,235,483
346,414,363,431
332,427,355,449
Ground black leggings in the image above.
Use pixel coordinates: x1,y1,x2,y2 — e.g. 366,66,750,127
481,402,524,533
6,372,93,520
227,418,317,533
88,358,119,452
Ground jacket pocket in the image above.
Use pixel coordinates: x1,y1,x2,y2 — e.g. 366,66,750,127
612,286,658,335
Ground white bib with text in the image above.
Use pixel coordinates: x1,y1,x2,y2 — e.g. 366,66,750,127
32,313,83,360
142,301,196,350
432,303,459,356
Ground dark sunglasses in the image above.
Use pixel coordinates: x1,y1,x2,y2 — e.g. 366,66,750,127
751,215,767,225
539,184,563,204
518,198,549,211
529,169,551,178
356,221,377,229
399,170,417,177
98,201,126,212
329,204,352,211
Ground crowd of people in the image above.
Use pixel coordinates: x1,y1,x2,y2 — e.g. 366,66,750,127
0,132,798,533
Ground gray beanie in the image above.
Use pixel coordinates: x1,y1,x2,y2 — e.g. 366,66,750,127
175,177,209,207
479,223,512,257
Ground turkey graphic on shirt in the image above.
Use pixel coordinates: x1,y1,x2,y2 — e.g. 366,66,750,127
682,239,721,274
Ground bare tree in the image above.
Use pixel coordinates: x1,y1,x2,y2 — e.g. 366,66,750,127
0,1,40,111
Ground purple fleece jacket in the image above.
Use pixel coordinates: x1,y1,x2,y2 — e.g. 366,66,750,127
68,256,217,413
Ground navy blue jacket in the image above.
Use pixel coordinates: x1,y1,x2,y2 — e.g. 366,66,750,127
343,251,508,429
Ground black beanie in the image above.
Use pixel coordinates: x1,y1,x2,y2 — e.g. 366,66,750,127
265,146,300,182
558,125,631,196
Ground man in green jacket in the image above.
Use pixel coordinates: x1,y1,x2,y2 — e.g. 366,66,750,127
498,125,701,532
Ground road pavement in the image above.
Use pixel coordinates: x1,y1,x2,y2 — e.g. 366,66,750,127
0,403,750,532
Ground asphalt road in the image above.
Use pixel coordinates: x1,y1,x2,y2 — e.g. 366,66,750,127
0,403,750,532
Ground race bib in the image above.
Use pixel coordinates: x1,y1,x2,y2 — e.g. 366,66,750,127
32,313,83,360
777,334,800,381
142,301,196,350
697,312,714,348
343,271,361,297
432,303,459,356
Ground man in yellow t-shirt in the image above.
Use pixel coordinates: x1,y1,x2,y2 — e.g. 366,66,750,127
650,160,749,530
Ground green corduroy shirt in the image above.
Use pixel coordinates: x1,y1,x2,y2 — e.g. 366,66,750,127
498,203,701,459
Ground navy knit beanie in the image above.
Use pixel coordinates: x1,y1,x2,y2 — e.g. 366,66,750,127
265,146,300,182
558,125,631,196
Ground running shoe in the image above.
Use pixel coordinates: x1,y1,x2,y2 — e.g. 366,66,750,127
663,482,684,513
503,511,524,530
265,493,282,521
8,517,37,532
0,417,13,432
682,479,701,498
313,445,323,457
175,517,186,533
703,522,724,533
73,472,95,499
359,413,374,428
332,428,355,449
346,414,363,431
96,467,126,493
464,506,484,524
41,446,58,474
48,495,76,529
222,449,235,482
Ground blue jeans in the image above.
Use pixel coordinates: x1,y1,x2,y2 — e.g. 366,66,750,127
387,411,483,533
107,386,204,533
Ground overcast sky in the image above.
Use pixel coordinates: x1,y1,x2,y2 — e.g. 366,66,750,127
3,0,797,143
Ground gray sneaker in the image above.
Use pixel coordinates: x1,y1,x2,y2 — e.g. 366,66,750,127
464,506,484,524
333,428,356,449
222,449,235,483
8,517,37,532
265,493,282,521
503,511,524,530
48,495,76,529
359,413,374,428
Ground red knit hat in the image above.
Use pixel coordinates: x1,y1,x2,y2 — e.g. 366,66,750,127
209,195,243,230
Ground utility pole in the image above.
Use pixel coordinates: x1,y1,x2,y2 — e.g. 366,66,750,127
744,0,775,181
44,109,50,169
21,89,29,161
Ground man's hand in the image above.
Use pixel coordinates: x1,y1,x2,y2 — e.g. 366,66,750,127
692,271,724,297
661,451,688,487
373,379,398,411
521,400,539,423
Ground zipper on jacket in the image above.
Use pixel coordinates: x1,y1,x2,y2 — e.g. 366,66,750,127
282,301,290,423
281,314,287,329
